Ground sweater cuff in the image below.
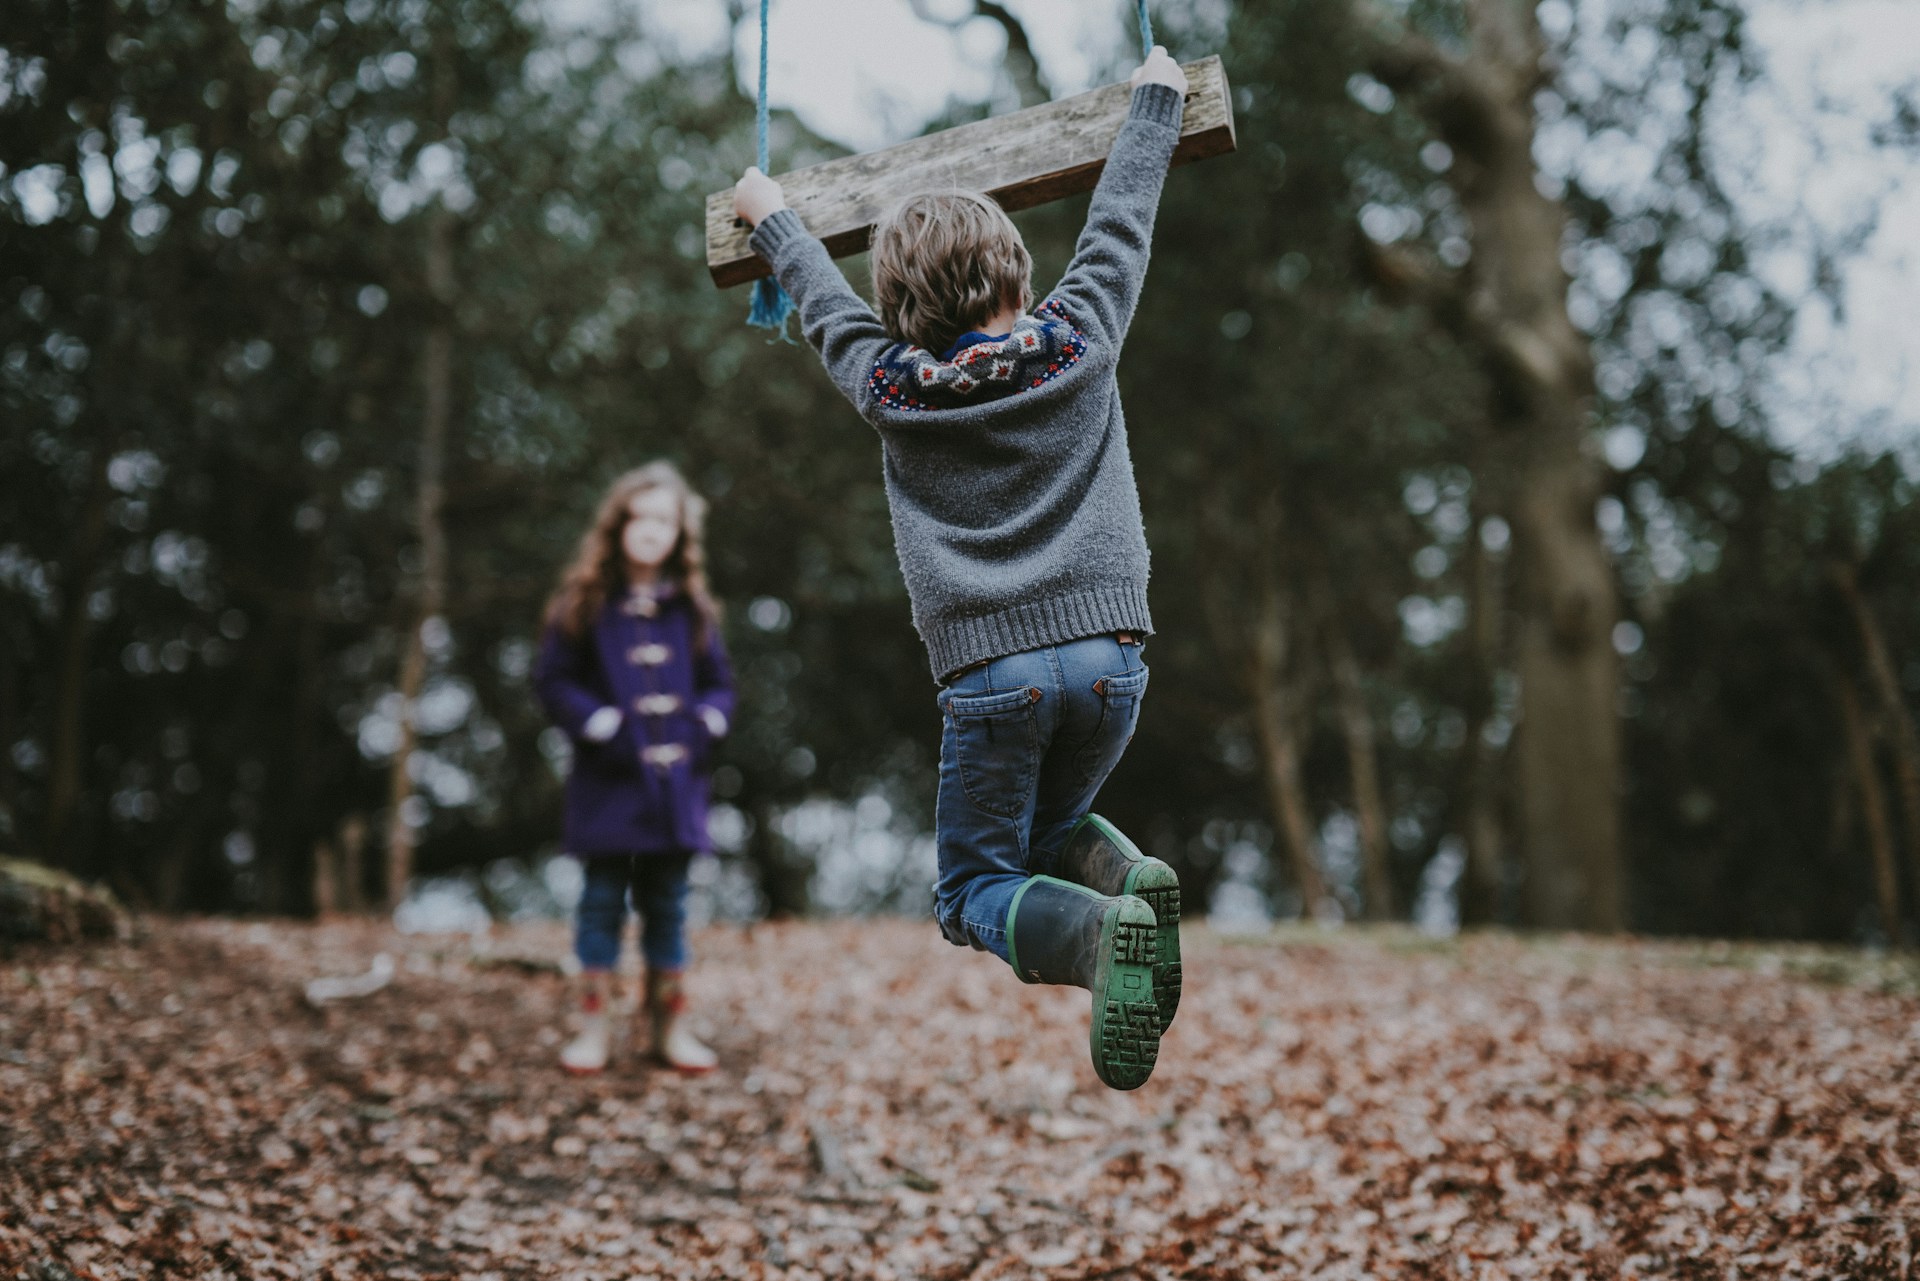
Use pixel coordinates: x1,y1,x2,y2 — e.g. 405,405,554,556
1129,82,1184,129
748,208,809,264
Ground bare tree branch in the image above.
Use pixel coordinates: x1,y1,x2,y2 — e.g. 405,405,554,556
905,0,1052,108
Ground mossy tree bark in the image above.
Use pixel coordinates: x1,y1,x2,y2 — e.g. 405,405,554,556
1365,0,1623,930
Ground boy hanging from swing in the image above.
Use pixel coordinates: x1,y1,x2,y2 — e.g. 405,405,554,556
733,47,1190,1090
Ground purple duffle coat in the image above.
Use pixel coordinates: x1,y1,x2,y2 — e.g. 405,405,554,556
533,585,736,856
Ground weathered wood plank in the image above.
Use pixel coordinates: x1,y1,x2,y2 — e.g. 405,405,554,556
705,56,1236,288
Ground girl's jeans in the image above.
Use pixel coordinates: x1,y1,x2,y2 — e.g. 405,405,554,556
574,851,694,972
934,633,1149,961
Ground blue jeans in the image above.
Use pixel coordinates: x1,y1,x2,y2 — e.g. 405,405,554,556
574,851,693,972
933,634,1149,961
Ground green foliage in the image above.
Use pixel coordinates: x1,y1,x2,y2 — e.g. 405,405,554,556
0,0,921,912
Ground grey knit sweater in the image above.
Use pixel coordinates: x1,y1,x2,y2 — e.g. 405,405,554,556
749,82,1185,679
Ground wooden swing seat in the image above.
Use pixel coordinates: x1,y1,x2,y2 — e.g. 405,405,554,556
704,56,1236,289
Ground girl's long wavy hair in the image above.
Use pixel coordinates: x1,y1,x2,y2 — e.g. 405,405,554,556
543,461,720,650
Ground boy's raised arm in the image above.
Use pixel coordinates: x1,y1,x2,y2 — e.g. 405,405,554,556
737,170,894,417
1050,49,1188,348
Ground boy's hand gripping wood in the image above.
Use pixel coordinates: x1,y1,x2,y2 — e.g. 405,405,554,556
704,55,1236,289
1131,45,1189,96
733,166,787,229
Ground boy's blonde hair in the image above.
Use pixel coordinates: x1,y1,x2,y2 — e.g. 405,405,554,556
870,191,1033,354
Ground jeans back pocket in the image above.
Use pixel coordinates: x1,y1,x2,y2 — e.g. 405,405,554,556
1073,665,1149,789
946,685,1042,819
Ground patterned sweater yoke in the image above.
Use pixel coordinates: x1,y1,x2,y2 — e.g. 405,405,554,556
868,299,1089,413
748,83,1186,679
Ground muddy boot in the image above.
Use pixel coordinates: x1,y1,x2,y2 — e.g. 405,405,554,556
560,973,613,1075
1054,815,1182,1025
1006,876,1162,1091
645,970,718,1075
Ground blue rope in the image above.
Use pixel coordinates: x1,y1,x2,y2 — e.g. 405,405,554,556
756,0,771,170
746,0,795,336
1136,0,1154,58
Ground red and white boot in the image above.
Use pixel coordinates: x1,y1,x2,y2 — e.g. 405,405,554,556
560,972,614,1075
645,970,717,1074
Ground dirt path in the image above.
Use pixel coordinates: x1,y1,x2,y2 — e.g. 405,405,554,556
4,918,1917,1279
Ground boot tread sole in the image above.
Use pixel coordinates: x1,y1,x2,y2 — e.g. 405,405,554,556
1123,861,1183,1026
1090,898,1163,1090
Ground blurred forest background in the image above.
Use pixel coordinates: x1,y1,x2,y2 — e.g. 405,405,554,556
4,0,1919,943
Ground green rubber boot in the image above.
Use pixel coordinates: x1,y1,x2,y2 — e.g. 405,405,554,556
1054,815,1182,1026
1007,876,1163,1091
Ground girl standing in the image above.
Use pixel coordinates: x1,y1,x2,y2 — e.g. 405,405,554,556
534,461,735,1075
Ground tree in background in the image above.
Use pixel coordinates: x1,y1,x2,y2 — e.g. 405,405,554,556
1343,0,1621,931
1,0,419,904
0,0,928,917
1522,0,1918,943
1115,0,1485,924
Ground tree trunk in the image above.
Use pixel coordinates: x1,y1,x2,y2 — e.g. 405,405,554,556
1324,620,1394,920
261,539,330,914
152,816,205,913
46,444,115,874
747,797,811,918
1458,507,1511,925
384,202,456,911
0,640,19,838
1368,0,1623,931
339,814,368,913
1244,583,1328,918
312,835,340,917
1834,675,1904,943
1825,758,1855,871
1510,461,1621,931
1831,560,1920,918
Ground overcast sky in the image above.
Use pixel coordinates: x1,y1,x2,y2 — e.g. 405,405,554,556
1729,0,1919,455
619,0,1917,457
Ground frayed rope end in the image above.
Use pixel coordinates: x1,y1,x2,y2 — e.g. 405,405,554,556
747,277,795,341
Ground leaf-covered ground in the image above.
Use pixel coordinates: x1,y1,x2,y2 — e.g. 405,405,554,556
5,917,1918,1280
